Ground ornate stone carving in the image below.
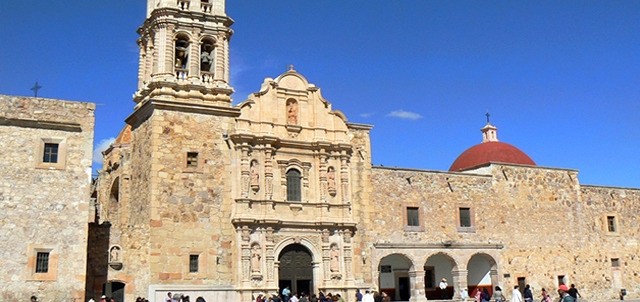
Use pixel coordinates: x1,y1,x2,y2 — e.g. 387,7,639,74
286,99,298,125
250,160,260,192
241,226,251,242
330,244,340,273
250,243,261,274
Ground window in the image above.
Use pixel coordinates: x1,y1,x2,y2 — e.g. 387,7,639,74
611,258,621,268
37,138,66,169
175,35,190,79
189,254,199,273
43,143,59,163
607,216,617,232
35,252,50,273
459,207,471,227
407,207,419,227
186,152,199,168
286,169,301,201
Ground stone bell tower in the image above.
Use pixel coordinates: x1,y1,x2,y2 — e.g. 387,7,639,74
134,0,233,107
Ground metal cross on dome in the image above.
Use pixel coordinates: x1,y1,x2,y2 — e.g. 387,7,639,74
485,111,491,124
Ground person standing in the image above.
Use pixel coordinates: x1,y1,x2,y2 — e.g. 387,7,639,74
540,288,552,302
493,286,506,302
439,278,448,299
558,285,575,302
282,286,291,302
511,285,523,302
523,284,533,302
355,289,362,302
568,284,580,301
362,290,374,302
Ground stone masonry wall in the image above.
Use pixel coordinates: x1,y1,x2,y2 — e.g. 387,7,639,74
366,163,640,301
0,95,95,301
147,109,236,286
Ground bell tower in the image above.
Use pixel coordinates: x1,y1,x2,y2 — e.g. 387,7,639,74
134,0,233,107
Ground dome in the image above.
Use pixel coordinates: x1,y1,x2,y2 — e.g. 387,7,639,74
449,120,536,172
449,141,536,172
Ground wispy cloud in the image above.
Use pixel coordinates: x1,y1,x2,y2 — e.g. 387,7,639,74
387,110,423,120
360,112,375,118
93,137,116,164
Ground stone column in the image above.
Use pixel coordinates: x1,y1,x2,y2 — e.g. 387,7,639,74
343,229,354,286
137,39,146,89
490,269,499,289
240,145,250,198
340,153,350,203
188,29,201,81
319,153,327,202
451,269,468,300
409,269,427,302
264,147,274,200
265,227,276,287
302,163,311,202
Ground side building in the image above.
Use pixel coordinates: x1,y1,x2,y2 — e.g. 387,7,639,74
0,95,95,301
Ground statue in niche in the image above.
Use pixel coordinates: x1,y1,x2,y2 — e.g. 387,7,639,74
330,245,340,272
109,246,121,263
327,167,336,192
250,244,261,273
250,160,259,190
286,100,298,125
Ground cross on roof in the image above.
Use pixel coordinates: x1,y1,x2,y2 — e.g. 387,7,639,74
31,81,42,97
485,111,491,124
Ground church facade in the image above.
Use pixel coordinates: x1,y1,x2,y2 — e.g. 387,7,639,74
89,1,640,302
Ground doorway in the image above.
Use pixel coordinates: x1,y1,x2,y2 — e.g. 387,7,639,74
278,244,313,295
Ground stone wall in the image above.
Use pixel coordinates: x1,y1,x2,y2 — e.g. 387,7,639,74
365,163,640,301
0,95,95,301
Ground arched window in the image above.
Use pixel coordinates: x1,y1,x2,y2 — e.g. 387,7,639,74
286,169,302,201
200,38,215,83
175,34,190,79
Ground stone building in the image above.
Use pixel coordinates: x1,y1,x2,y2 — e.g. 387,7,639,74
0,95,95,301
92,1,640,301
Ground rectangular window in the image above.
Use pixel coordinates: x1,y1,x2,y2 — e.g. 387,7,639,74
189,254,199,273
35,252,50,273
407,207,420,227
459,207,471,227
43,143,59,163
611,258,620,267
607,216,617,232
186,152,199,168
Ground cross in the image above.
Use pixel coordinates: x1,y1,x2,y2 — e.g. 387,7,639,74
31,81,42,97
485,111,491,124
288,64,295,71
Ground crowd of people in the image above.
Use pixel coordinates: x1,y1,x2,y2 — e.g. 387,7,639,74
253,287,391,302
467,283,581,302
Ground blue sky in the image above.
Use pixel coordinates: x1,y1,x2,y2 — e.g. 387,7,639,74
1,1,639,188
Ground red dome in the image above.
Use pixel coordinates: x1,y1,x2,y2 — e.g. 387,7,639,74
449,141,536,172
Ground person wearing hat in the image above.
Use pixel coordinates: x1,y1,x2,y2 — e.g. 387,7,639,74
438,278,448,299
30,296,38,302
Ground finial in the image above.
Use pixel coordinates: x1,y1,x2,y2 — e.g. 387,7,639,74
31,81,42,97
485,111,491,124
287,64,295,72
